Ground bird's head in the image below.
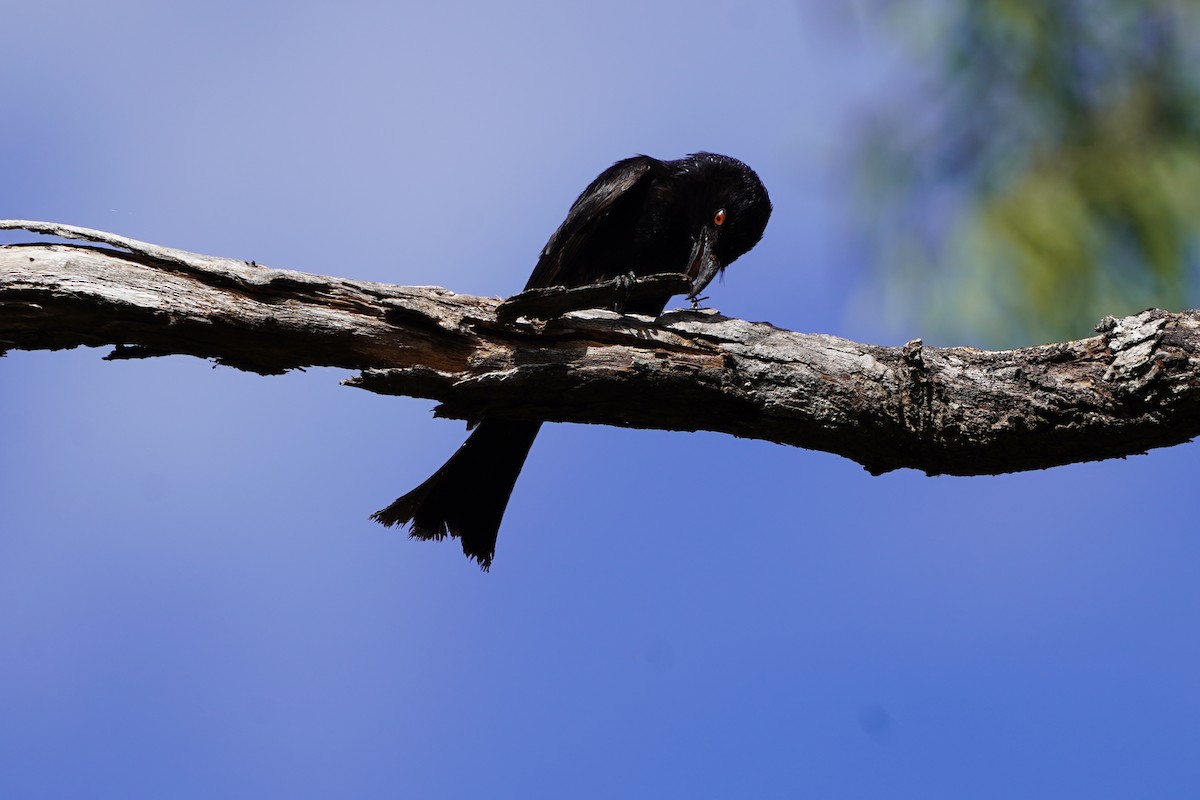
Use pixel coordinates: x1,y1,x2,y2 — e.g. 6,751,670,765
673,152,772,299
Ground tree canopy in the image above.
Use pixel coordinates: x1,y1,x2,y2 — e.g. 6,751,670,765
858,0,1200,345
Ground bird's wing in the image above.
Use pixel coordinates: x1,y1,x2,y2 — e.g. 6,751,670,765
524,156,660,290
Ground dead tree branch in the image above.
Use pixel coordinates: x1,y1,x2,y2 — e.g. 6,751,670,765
2,219,1198,477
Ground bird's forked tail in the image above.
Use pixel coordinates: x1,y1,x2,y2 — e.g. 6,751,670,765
371,419,542,569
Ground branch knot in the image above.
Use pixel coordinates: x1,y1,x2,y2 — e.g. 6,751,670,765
898,338,933,435
1101,309,1169,398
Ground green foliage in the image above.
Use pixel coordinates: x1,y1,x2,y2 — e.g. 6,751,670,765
858,0,1200,345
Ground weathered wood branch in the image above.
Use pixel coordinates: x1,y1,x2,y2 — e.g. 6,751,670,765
2,220,1198,477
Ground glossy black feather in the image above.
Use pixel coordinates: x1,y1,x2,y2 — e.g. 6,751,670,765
524,156,660,292
372,153,771,568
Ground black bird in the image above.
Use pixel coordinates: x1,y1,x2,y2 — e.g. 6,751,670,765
372,152,771,568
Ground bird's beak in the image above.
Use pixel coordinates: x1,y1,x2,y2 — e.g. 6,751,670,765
685,228,721,299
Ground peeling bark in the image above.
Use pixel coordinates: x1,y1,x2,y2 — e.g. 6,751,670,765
2,220,1198,477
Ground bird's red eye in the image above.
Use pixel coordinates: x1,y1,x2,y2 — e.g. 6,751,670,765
713,209,726,226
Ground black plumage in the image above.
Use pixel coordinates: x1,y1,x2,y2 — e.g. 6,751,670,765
372,152,771,568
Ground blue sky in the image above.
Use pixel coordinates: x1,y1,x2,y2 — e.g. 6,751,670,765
3,2,1198,797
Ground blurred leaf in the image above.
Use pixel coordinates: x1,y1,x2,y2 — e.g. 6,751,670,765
855,0,1200,346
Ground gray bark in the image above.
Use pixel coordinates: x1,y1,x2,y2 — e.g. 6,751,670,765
3,219,1198,477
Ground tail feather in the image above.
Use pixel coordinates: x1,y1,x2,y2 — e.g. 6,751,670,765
372,420,542,569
